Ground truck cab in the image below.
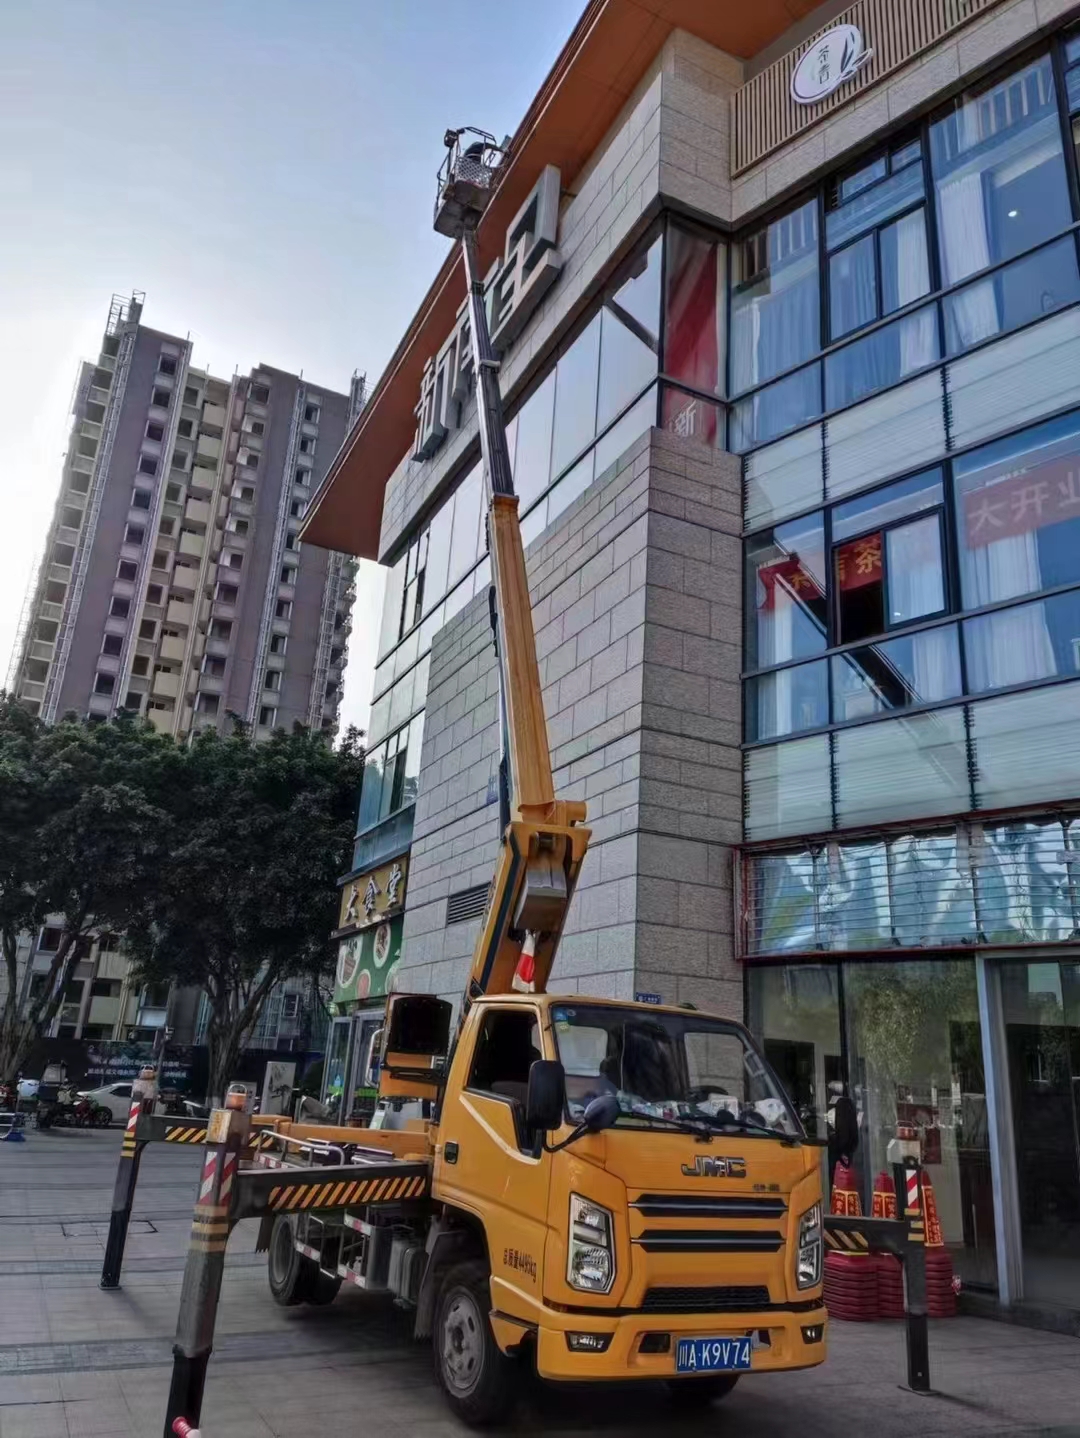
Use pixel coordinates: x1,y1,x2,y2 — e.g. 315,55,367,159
425,992,826,1418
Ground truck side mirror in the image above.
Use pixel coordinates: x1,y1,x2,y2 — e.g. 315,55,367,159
526,1060,565,1132
582,1092,620,1134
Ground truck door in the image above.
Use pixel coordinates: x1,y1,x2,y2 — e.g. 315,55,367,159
437,1006,551,1309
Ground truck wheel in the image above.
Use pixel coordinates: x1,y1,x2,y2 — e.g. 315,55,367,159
434,1260,514,1426
665,1374,740,1407
267,1215,305,1306
303,1266,342,1306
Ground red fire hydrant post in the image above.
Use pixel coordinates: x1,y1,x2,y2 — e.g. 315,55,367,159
163,1097,249,1438
101,1067,158,1289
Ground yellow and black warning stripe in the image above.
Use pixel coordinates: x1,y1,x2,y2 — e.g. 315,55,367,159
189,1215,231,1253
824,1227,872,1253
165,1125,209,1144
268,1173,428,1212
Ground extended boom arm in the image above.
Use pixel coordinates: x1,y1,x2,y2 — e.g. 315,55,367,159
436,132,589,1010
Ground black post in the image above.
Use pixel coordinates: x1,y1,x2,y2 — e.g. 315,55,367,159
894,1159,931,1393
101,1098,149,1290
163,1111,245,1438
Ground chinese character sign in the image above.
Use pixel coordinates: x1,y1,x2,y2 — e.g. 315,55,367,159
963,452,1080,548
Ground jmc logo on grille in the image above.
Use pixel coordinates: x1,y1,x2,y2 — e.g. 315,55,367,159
682,1155,747,1179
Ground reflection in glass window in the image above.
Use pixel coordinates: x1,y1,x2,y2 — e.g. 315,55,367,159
512,370,555,511
665,226,726,396
931,55,1071,342
953,410,1080,610
834,707,970,827
832,470,943,539
844,959,994,1289
744,734,832,842
745,514,827,670
597,237,661,432
730,364,821,451
551,313,601,477
660,385,722,448
832,626,961,720
547,451,595,526
964,588,1080,693
745,659,828,740
971,678,1080,810
447,464,482,586
748,962,841,1140
943,236,1080,355
593,386,656,477
731,199,820,394
377,553,406,661
425,498,453,603
980,821,1078,943
825,305,938,410
827,144,928,347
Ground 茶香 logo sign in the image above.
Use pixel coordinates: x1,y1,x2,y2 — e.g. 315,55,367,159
790,24,872,105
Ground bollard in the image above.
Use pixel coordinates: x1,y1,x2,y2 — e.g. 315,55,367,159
894,1158,931,1393
101,1068,158,1289
164,1100,249,1438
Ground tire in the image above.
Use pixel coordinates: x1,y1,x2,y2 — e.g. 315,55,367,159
303,1267,342,1306
665,1374,740,1408
434,1259,515,1426
93,1108,112,1129
267,1215,305,1306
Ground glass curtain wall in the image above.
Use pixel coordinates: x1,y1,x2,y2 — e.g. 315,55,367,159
729,49,1079,453
748,957,997,1292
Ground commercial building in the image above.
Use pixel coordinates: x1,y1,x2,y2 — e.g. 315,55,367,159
304,0,1080,1325
8,293,359,737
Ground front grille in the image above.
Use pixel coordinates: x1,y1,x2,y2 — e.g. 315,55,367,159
632,1194,787,1219
633,1229,783,1253
642,1285,771,1314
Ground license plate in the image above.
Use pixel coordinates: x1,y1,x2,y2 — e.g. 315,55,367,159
675,1336,752,1374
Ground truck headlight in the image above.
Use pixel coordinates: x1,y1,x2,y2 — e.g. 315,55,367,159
568,1194,615,1294
797,1202,822,1289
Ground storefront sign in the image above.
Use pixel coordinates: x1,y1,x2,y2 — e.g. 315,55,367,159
414,166,563,461
790,25,872,105
757,556,825,609
836,534,883,590
334,913,403,1008
963,451,1080,547
338,855,408,934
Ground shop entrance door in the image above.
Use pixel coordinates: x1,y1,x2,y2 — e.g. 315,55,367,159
1001,960,1080,1308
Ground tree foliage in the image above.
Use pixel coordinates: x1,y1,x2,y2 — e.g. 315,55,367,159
123,723,364,1101
0,695,363,1096
0,699,179,1080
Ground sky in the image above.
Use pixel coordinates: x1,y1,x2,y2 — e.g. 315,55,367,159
0,0,584,736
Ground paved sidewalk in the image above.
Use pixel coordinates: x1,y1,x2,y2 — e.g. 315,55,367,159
2,1127,1079,1438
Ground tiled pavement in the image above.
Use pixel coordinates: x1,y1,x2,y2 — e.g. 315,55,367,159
2,1128,1080,1438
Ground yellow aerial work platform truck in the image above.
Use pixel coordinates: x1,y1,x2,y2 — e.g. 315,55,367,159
163,130,827,1433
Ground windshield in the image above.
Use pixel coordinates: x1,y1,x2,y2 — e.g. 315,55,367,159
551,1004,803,1139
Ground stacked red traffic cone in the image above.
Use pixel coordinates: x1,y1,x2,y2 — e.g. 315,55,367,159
824,1160,879,1321
920,1172,957,1318
871,1172,905,1318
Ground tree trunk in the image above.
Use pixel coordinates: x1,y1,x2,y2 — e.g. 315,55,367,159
204,966,283,1105
0,926,88,1083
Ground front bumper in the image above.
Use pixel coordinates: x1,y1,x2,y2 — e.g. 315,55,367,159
533,1305,828,1382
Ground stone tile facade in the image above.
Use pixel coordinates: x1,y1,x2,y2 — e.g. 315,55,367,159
398,428,743,1019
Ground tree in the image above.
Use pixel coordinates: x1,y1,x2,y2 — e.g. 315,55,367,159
125,723,364,1102
0,700,179,1081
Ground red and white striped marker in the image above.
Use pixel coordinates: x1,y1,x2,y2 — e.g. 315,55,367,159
172,1418,201,1438
906,1166,921,1216
218,1151,237,1207
198,1151,219,1204
125,1099,141,1137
